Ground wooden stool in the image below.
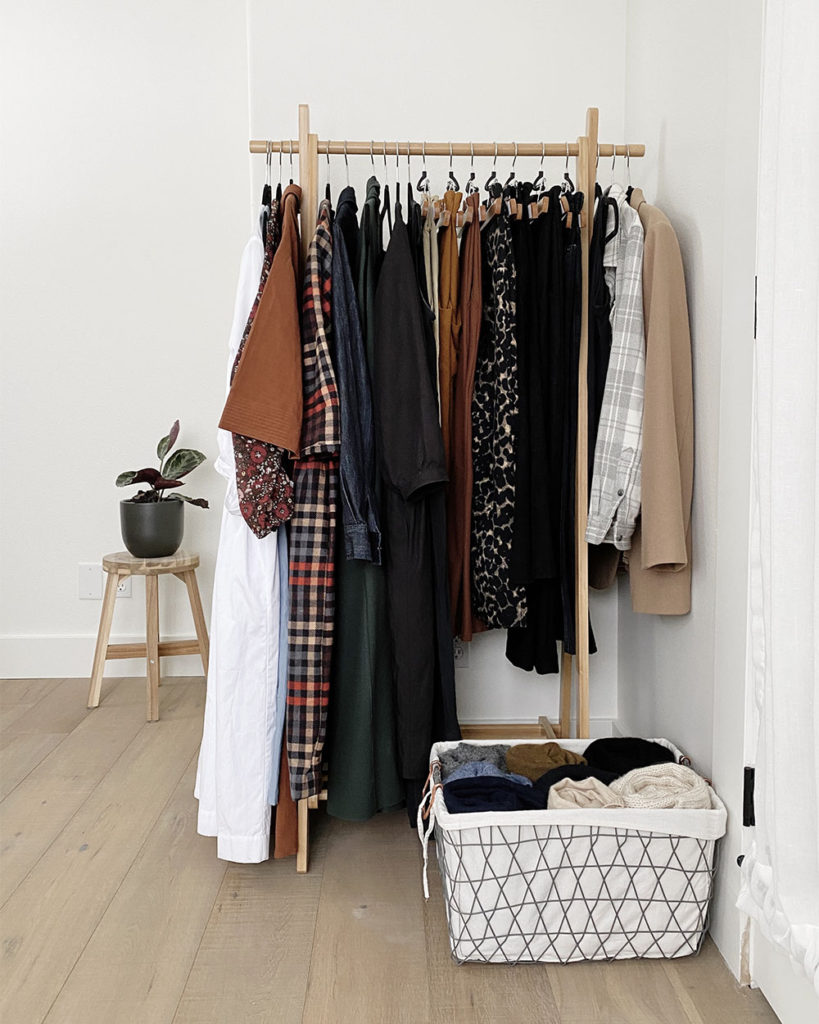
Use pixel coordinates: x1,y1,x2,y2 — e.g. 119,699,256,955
86,550,209,722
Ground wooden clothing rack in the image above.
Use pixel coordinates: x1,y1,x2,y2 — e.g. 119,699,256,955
249,104,645,871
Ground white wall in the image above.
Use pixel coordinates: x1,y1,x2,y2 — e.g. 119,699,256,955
0,1,251,676
0,0,626,728
619,0,763,976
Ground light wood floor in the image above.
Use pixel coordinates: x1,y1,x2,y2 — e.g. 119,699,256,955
0,677,778,1024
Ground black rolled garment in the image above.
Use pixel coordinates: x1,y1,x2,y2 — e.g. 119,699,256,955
443,776,547,814
583,737,676,778
372,207,459,794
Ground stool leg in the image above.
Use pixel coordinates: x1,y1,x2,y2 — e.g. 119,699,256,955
145,575,160,722
87,571,121,709
177,570,210,676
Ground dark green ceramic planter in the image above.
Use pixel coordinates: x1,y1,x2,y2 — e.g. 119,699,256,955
120,499,184,558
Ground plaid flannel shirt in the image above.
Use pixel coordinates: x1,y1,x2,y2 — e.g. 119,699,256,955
586,184,645,550
286,199,340,802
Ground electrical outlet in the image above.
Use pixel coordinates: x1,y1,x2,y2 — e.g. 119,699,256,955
453,637,469,667
78,564,131,599
78,563,102,600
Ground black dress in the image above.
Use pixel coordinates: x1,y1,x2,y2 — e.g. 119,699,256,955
372,206,459,813
506,187,596,669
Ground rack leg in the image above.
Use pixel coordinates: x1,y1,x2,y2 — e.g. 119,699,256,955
296,798,309,873
560,650,573,738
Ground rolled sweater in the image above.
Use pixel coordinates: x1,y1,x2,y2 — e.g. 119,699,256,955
533,764,618,803
506,743,586,782
445,760,532,786
438,743,509,779
610,763,712,809
547,776,625,810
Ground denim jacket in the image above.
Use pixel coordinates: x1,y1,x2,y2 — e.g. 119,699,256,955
331,187,382,563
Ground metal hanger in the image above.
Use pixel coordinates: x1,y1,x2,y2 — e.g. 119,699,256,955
595,143,603,199
446,142,459,191
325,144,331,202
264,141,272,187
344,140,349,186
464,142,479,195
561,142,574,193
288,139,294,184
484,142,500,194
416,141,430,193
531,142,545,195
503,142,518,188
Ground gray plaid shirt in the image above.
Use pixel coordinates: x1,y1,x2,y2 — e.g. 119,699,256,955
586,184,645,550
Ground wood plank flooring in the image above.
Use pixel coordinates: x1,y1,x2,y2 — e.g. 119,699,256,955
0,678,779,1024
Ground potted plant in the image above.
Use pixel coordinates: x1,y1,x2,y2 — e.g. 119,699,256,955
116,420,209,558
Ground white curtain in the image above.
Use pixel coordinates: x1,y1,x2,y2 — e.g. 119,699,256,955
737,0,819,993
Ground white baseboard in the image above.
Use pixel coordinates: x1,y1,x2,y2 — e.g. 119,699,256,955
0,634,205,679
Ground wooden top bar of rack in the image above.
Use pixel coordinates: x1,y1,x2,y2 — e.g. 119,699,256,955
249,139,645,158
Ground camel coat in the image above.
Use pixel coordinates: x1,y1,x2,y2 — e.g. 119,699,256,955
628,188,693,614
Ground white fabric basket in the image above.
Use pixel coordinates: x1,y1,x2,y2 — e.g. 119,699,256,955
419,738,727,964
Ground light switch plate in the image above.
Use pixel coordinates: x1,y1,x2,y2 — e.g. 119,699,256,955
78,563,102,600
78,564,132,599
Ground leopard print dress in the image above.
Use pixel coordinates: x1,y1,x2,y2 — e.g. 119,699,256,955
470,214,527,629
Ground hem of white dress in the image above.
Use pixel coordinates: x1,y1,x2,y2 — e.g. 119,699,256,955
197,809,271,863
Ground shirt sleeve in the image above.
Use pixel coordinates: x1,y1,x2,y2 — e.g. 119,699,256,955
215,232,265,513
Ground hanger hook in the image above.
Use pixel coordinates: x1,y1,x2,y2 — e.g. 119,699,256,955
370,140,374,166
470,141,475,167
610,146,616,185
395,140,399,170
494,141,498,167
626,144,631,186
344,140,349,186
565,142,570,173
382,142,387,170
540,142,545,168
288,139,293,181
596,143,600,171
278,143,283,185
513,141,518,168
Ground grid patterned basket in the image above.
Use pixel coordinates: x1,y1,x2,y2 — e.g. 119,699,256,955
421,739,727,965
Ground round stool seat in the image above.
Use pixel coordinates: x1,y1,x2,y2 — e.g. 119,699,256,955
102,549,200,576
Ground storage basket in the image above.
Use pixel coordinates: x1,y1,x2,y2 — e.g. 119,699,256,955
419,738,727,964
